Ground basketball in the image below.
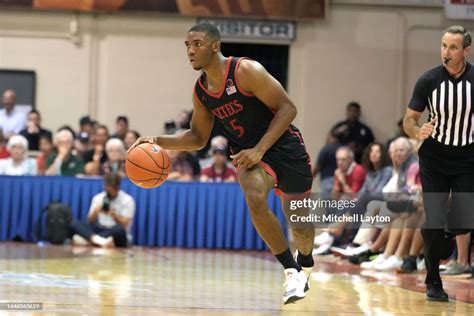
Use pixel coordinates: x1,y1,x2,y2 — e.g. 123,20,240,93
125,143,170,188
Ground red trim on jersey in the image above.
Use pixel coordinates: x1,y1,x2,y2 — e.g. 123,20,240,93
198,57,232,99
259,160,278,187
288,127,304,145
234,58,254,97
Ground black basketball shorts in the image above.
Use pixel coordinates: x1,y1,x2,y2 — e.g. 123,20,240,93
259,139,313,197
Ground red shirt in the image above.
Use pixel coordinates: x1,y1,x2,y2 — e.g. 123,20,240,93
333,163,367,193
0,146,9,159
200,165,237,182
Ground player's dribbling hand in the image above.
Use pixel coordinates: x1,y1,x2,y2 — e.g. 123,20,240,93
418,118,436,140
230,148,265,169
127,136,155,154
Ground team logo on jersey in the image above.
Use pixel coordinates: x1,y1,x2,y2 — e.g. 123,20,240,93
226,79,237,95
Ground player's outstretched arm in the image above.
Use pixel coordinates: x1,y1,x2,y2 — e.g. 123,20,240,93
231,59,297,168
128,93,214,153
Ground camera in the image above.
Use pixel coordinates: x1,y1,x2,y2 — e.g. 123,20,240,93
102,194,111,212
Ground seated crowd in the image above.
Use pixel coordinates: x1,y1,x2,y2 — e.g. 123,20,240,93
310,102,472,276
0,89,236,182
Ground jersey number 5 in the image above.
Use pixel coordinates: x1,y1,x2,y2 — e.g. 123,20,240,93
229,119,244,138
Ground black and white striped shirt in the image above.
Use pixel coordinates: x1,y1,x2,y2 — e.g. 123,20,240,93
409,62,474,146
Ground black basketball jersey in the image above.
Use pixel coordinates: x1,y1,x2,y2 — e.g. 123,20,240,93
409,62,474,147
194,57,304,153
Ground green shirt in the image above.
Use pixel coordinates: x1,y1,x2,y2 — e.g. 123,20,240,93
46,153,85,176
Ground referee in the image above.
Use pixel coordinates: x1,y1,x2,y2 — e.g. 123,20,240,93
404,25,474,302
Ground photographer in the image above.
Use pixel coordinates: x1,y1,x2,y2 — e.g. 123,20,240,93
70,172,135,248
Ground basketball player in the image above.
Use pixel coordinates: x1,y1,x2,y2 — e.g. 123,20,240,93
129,22,314,304
403,25,474,302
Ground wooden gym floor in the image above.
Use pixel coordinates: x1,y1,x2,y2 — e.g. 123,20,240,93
0,242,473,315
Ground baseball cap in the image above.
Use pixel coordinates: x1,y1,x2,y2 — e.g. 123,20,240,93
78,131,89,143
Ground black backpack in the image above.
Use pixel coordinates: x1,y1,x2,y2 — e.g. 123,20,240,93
35,202,72,244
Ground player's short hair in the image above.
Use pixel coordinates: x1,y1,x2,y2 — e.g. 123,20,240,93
188,22,221,42
104,172,121,188
444,25,472,48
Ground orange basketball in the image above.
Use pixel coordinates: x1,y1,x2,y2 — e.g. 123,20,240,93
125,143,170,188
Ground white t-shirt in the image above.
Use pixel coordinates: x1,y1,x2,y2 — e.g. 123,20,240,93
382,173,399,193
0,157,38,175
0,108,27,137
88,190,136,240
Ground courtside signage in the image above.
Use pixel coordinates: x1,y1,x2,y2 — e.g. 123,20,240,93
445,0,474,20
198,18,296,42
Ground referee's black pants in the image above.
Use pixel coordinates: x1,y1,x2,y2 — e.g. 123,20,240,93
419,140,474,285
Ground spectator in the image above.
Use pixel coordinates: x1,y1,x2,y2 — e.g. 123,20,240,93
57,125,76,139
332,146,367,197
167,149,195,181
75,131,92,159
98,138,126,177
45,129,84,176
177,109,192,129
79,115,94,136
441,232,471,275
124,130,140,150
0,135,37,175
164,120,177,135
313,144,389,255
200,145,236,182
312,129,343,194
36,134,54,175
82,125,109,164
331,102,375,163
0,89,27,140
70,172,135,248
0,130,9,159
358,142,392,195
19,109,52,151
348,137,420,266
111,116,129,140
199,135,229,168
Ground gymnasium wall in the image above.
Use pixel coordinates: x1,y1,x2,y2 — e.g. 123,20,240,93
0,4,471,159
